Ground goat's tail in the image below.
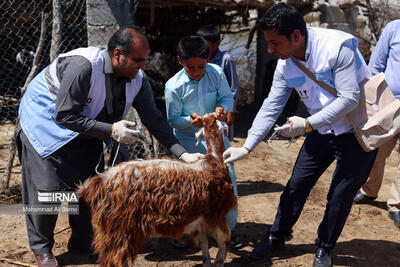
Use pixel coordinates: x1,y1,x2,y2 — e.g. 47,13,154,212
78,175,105,205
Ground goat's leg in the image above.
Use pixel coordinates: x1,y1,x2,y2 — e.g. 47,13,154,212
212,226,230,267
199,228,212,267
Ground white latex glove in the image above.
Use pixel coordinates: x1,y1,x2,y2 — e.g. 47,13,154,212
274,116,306,138
111,120,141,144
179,152,204,163
223,147,250,164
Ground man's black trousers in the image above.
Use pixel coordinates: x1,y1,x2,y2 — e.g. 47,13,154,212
269,130,378,253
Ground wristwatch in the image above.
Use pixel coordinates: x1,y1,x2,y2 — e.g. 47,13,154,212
304,118,313,133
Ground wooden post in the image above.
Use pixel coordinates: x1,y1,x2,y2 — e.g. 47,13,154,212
50,0,62,62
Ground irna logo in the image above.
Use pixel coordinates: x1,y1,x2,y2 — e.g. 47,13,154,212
37,191,79,203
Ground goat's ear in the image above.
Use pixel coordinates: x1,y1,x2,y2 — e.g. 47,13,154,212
195,128,204,146
217,120,229,137
224,122,229,136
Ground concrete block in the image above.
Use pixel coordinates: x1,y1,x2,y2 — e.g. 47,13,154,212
87,25,119,48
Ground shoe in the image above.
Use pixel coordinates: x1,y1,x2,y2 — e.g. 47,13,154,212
249,233,286,260
312,247,332,267
353,190,376,204
34,252,59,267
230,232,243,249
388,211,400,228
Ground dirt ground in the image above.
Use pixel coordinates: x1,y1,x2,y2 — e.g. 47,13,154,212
1,124,400,266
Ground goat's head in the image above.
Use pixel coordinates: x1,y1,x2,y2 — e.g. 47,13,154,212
195,113,228,156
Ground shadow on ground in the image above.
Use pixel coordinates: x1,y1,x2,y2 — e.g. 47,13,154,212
135,222,272,266
237,179,285,197
138,223,400,267
57,252,97,266
275,239,400,267
353,200,388,211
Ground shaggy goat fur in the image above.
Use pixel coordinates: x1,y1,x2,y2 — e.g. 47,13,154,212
79,114,237,267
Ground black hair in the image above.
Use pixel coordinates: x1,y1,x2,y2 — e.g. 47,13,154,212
196,24,221,43
107,26,148,55
177,35,209,61
257,3,306,40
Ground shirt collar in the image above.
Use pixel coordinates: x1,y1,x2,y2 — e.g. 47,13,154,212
102,49,130,82
102,49,114,74
304,28,311,61
181,69,191,82
180,68,203,83
292,28,310,62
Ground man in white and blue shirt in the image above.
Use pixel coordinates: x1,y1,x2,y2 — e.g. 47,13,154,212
223,3,377,267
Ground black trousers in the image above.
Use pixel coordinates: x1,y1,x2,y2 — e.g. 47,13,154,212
17,129,103,254
269,131,378,253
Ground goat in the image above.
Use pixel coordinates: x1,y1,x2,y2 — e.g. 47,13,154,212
79,113,237,267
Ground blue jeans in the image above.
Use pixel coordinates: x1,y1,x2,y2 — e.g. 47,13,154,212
226,162,238,231
269,131,377,253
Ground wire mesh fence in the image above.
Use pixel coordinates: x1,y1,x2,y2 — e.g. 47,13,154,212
0,0,167,190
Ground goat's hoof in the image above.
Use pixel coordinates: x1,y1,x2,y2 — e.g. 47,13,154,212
202,261,212,267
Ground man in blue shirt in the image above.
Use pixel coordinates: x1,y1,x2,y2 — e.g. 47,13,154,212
353,19,400,229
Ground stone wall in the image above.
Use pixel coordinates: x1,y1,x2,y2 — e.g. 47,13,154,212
304,1,358,35
304,0,375,59
304,0,400,60
86,0,134,48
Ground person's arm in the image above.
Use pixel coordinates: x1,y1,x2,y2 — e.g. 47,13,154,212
133,75,186,157
307,41,361,130
244,68,292,151
223,54,239,112
223,68,290,164
215,69,234,112
54,56,112,139
368,22,393,75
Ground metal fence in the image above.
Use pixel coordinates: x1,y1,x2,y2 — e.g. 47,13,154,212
0,0,166,191
0,0,88,126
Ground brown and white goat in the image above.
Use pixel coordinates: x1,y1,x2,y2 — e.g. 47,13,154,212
79,113,237,267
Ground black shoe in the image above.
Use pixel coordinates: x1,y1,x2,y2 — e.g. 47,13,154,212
312,247,332,267
353,190,376,204
249,233,286,260
388,211,400,228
